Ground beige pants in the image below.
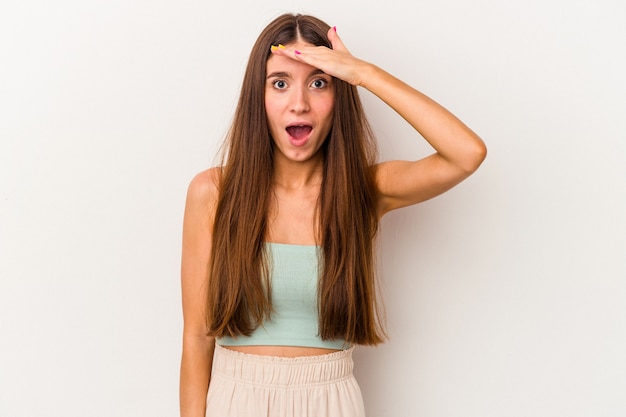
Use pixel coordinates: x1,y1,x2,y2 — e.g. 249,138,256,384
206,344,366,417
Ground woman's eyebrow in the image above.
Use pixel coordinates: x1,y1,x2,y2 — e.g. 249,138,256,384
266,69,328,79
267,71,290,79
310,69,328,77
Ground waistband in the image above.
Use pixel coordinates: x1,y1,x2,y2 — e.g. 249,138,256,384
212,344,355,388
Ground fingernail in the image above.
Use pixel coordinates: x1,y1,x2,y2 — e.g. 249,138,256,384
270,45,278,51
278,44,286,49
294,50,301,55
333,26,337,32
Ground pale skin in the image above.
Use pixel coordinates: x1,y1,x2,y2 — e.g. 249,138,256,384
180,27,486,416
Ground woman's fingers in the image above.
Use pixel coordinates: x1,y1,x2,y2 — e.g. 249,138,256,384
269,31,365,86
327,26,349,54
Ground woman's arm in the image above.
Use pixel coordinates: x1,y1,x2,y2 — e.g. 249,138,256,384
179,168,220,417
272,28,487,215
362,64,486,215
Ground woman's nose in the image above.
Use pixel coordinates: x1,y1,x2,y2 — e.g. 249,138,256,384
289,87,310,113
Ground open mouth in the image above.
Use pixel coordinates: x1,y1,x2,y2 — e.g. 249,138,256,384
286,124,312,140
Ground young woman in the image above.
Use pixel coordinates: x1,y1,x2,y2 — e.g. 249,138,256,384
179,13,486,417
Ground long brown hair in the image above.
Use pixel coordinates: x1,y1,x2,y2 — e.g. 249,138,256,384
206,13,385,345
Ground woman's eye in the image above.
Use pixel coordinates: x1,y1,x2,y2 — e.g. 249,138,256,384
311,79,327,89
273,80,287,89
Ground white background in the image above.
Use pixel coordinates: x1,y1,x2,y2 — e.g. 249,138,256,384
1,1,624,416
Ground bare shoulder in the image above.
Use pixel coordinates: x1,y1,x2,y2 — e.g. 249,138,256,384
370,160,404,215
186,167,222,206
184,167,222,229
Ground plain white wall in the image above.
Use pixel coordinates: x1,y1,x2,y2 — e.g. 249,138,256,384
1,0,624,416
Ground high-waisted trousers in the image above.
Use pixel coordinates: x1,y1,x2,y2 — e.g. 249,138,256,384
206,344,366,417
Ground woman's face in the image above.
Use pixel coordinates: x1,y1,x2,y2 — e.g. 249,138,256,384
265,41,335,165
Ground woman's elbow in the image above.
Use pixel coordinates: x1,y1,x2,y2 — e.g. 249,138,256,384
460,139,487,175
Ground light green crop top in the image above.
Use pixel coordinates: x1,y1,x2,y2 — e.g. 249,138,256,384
216,243,349,350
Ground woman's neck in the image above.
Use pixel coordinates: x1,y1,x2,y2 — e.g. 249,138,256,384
272,154,324,189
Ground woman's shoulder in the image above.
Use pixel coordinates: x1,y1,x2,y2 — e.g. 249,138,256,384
186,166,223,208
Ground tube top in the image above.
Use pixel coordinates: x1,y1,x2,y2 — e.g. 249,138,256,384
216,242,349,350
